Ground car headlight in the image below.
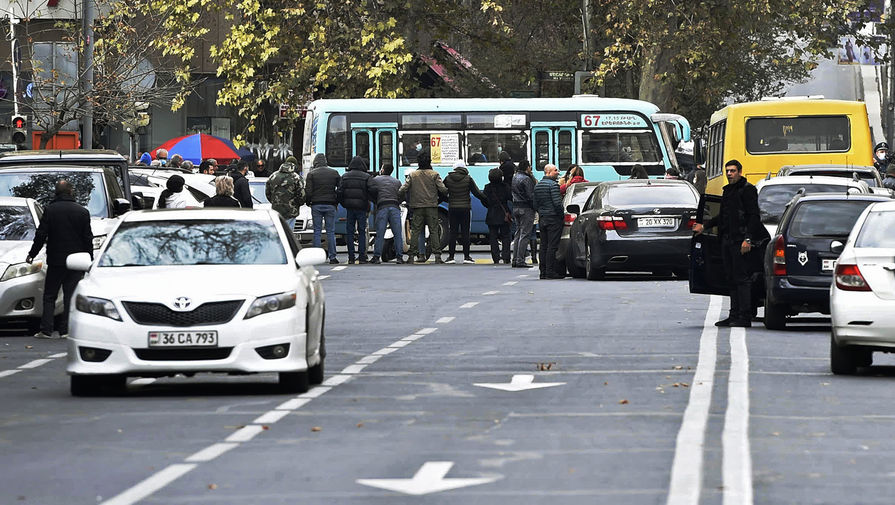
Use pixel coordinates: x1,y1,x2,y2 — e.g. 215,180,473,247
92,235,107,250
1,261,43,281
245,291,296,319
75,295,121,321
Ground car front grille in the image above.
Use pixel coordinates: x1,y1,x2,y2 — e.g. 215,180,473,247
294,221,306,232
122,300,244,327
133,348,233,361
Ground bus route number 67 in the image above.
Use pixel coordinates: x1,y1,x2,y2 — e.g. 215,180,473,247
582,115,601,127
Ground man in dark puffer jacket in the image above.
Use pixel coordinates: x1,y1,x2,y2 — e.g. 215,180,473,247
305,153,342,263
443,159,486,263
338,156,372,263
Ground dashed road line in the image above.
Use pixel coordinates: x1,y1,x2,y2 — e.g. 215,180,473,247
1,352,68,379
0,370,22,378
331,266,347,271
130,378,156,386
482,290,500,295
318,275,331,280
436,316,455,323
101,464,196,505
19,358,54,369
49,352,67,358
389,340,412,349
502,281,518,286
185,443,238,463
459,302,479,309
341,364,368,374
403,334,425,342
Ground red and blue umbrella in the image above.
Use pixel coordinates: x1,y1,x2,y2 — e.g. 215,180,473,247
152,133,241,165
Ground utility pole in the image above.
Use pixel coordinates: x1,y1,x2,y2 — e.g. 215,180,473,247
82,0,95,150
888,0,895,147
8,16,19,118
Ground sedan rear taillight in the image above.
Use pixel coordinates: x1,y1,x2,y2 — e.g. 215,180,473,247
772,235,786,276
597,216,627,231
564,214,576,227
835,264,872,291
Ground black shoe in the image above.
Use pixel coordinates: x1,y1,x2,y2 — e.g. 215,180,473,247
396,257,405,264
359,257,369,264
546,273,565,279
714,318,732,327
434,256,444,264
348,257,356,264
416,255,426,263
539,274,547,279
329,258,339,265
370,256,381,264
511,263,527,268
729,319,752,328
406,256,414,264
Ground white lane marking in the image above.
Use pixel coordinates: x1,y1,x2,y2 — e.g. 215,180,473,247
723,327,753,505
373,347,399,356
357,355,383,364
0,370,22,378
130,378,156,386
459,302,479,309
275,398,310,410
225,425,265,443
49,352,67,358
403,334,425,342
100,463,197,505
322,374,351,386
318,275,331,280
185,443,239,463
666,295,722,505
357,461,500,496
300,386,331,399
341,364,367,374
436,316,455,324
482,290,500,295
417,328,438,334
516,274,529,278
389,340,411,348
332,265,347,271
19,358,53,369
253,410,291,424
502,281,518,286
473,374,566,392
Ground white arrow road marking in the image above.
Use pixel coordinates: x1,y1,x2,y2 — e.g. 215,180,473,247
357,461,499,496
473,374,565,392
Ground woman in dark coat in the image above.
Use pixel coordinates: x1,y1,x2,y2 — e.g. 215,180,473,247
483,168,513,264
203,175,242,208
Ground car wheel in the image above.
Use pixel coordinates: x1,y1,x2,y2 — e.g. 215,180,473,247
279,371,310,393
830,334,861,375
308,359,324,386
763,298,787,330
566,241,585,278
584,238,605,281
71,374,126,397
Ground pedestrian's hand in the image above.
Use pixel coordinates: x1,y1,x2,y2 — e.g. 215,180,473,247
740,240,752,254
692,223,704,235
25,256,32,264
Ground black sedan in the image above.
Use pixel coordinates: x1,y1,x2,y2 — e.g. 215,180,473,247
565,179,699,280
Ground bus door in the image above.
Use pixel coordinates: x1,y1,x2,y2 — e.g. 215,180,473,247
351,124,398,175
531,124,577,172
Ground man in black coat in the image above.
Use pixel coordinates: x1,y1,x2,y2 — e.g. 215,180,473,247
693,159,769,327
498,151,515,187
338,156,372,263
26,180,94,338
229,161,253,209
305,153,342,263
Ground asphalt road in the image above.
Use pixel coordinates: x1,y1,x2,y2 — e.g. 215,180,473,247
2,254,894,505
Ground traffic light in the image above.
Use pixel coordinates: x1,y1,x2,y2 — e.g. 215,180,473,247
11,115,26,145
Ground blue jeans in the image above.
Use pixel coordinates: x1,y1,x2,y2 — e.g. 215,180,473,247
311,204,337,260
374,206,403,258
345,208,369,261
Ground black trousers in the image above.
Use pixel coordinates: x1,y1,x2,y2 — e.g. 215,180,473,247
721,241,752,321
538,215,563,276
488,223,511,263
42,265,83,334
447,208,471,258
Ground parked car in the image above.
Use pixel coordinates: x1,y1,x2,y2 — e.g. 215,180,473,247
129,168,216,206
763,193,891,330
558,182,599,278
776,164,884,188
0,166,131,250
65,208,328,396
829,200,895,374
565,179,699,279
756,175,872,237
0,197,61,328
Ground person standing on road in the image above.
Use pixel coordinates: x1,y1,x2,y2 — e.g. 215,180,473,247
692,159,769,327
204,175,242,207
443,159,487,264
229,161,253,209
338,156,372,264
511,159,536,267
398,149,448,264
483,167,512,264
305,153,341,264
26,180,93,338
532,164,565,279
559,164,587,195
883,165,895,190
367,163,404,264
498,151,516,188
266,156,305,231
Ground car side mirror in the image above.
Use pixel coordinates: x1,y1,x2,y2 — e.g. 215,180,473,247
296,247,326,267
66,252,93,272
566,204,581,215
830,240,844,254
113,198,132,216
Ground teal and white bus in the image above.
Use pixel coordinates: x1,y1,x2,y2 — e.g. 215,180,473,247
302,97,690,237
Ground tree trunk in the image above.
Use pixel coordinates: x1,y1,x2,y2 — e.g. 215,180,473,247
638,41,677,111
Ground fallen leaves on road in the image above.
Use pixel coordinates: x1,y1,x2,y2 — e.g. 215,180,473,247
25,345,32,350
311,426,322,432
356,422,364,428
619,399,629,405
673,365,683,370
262,425,270,430
537,362,555,371
208,483,217,490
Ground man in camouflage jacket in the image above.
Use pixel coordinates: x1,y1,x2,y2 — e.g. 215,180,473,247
265,156,305,232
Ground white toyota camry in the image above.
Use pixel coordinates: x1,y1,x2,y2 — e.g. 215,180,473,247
830,200,895,374
65,208,327,396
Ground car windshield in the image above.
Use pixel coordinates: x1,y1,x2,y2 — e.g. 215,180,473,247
249,182,268,204
758,183,851,224
0,205,36,241
789,200,878,238
604,184,696,207
0,172,107,217
99,219,287,267
856,211,895,248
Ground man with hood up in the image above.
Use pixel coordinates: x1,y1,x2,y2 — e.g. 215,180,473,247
398,149,448,264
338,156,372,264
443,159,487,263
266,156,305,231
229,161,253,208
305,153,341,263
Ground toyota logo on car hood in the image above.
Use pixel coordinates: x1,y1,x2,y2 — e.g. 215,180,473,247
173,297,192,310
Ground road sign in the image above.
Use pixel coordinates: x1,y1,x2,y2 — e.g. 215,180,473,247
357,461,499,495
473,374,566,392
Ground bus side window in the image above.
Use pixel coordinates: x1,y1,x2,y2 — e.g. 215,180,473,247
535,131,550,170
326,114,350,167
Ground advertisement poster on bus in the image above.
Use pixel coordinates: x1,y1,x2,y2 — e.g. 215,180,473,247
430,134,460,164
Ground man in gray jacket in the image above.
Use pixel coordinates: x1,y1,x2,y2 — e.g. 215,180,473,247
398,149,448,264
511,160,536,267
367,163,405,264
532,164,565,279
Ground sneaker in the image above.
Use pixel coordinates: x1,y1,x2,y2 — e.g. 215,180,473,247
329,258,339,265
463,258,475,264
369,256,381,264
33,331,56,339
396,256,405,264
434,256,444,264
416,255,426,263
359,257,369,264
445,257,456,264
348,257,356,265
